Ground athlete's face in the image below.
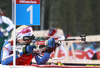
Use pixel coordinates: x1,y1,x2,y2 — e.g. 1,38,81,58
17,38,31,43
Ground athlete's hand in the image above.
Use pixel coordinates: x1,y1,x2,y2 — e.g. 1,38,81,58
3,29,9,36
23,45,36,54
45,38,55,53
0,28,9,37
47,38,55,48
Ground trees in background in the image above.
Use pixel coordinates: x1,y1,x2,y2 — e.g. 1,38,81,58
0,0,12,19
44,0,100,36
1,0,100,36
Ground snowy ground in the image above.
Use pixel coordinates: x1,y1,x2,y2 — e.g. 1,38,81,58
0,64,38,68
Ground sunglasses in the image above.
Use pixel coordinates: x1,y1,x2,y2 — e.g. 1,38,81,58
23,35,35,41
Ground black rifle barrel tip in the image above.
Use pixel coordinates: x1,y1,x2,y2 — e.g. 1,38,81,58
80,34,86,37
81,38,86,41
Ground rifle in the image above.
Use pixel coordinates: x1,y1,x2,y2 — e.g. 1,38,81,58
16,34,86,53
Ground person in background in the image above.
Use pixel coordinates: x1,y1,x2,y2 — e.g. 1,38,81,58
48,28,67,58
0,8,13,63
87,42,97,60
91,42,97,60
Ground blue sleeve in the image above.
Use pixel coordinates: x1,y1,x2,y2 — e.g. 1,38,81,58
35,52,51,65
1,55,18,65
1,51,23,65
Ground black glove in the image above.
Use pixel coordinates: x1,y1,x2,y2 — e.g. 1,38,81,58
16,51,23,57
16,51,20,55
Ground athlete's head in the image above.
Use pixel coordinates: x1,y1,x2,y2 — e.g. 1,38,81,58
48,28,57,36
0,8,5,16
17,27,33,43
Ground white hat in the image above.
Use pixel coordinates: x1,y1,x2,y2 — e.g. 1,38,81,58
17,27,32,40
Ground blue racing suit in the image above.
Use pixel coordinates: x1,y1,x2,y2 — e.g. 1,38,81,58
1,38,55,65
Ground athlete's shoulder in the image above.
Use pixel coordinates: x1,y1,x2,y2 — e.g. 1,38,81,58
2,16,11,21
2,41,12,51
3,41,11,47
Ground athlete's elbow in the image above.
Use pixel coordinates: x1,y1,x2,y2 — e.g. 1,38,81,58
37,61,42,65
2,61,9,65
37,61,46,65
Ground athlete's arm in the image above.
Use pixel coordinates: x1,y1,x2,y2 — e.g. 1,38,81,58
35,38,55,65
1,43,23,65
2,16,13,32
35,52,51,65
